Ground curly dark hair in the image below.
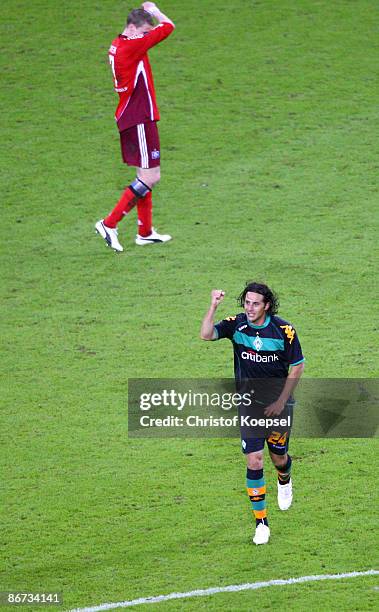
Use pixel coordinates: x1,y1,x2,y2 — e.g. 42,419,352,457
238,281,279,315
127,9,154,27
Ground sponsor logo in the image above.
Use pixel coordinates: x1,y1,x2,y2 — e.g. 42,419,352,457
151,149,160,160
109,45,117,54
241,350,279,363
238,325,247,331
253,336,263,351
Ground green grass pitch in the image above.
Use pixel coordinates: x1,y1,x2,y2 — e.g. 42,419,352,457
1,0,378,610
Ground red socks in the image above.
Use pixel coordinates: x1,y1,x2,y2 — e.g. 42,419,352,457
137,192,153,237
104,187,138,228
104,184,153,236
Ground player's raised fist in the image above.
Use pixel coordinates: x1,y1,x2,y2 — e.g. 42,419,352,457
211,289,225,307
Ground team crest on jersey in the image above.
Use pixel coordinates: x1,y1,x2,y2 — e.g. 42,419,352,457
151,149,160,160
280,324,295,344
253,336,263,351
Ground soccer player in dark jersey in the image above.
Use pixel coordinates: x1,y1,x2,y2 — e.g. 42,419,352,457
95,3,175,252
200,282,305,545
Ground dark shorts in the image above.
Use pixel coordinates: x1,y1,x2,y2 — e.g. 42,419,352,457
240,399,294,456
119,121,161,168
241,433,290,456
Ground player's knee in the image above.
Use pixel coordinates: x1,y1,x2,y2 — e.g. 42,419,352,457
270,452,288,469
138,167,160,189
247,452,263,470
152,167,161,185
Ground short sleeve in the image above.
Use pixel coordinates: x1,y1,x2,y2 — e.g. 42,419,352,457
280,324,305,365
214,317,237,341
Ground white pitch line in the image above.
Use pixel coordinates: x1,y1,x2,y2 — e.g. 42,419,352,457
70,569,379,612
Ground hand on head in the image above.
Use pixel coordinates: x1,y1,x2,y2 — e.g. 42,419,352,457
142,2,157,13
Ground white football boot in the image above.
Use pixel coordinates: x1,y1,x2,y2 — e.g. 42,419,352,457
95,220,123,252
277,478,293,511
135,227,172,245
253,522,270,545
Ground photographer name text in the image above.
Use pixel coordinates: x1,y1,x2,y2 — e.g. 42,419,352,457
139,415,291,428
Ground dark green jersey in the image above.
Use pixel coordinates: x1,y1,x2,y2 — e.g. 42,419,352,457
214,313,304,384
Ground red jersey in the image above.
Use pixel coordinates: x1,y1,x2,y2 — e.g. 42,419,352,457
108,22,174,132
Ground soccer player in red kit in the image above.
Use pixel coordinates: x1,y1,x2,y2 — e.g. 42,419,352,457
95,3,175,252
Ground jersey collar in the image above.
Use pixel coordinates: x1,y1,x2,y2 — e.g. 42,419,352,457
246,314,271,329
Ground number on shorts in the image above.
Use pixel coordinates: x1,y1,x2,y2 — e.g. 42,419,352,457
267,431,288,446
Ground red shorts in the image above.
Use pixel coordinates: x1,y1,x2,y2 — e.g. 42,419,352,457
119,121,161,168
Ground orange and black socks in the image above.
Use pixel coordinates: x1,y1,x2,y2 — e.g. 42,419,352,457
246,468,268,527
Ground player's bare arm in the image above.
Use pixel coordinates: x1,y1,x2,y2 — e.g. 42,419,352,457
264,362,305,417
200,290,225,340
142,2,175,27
